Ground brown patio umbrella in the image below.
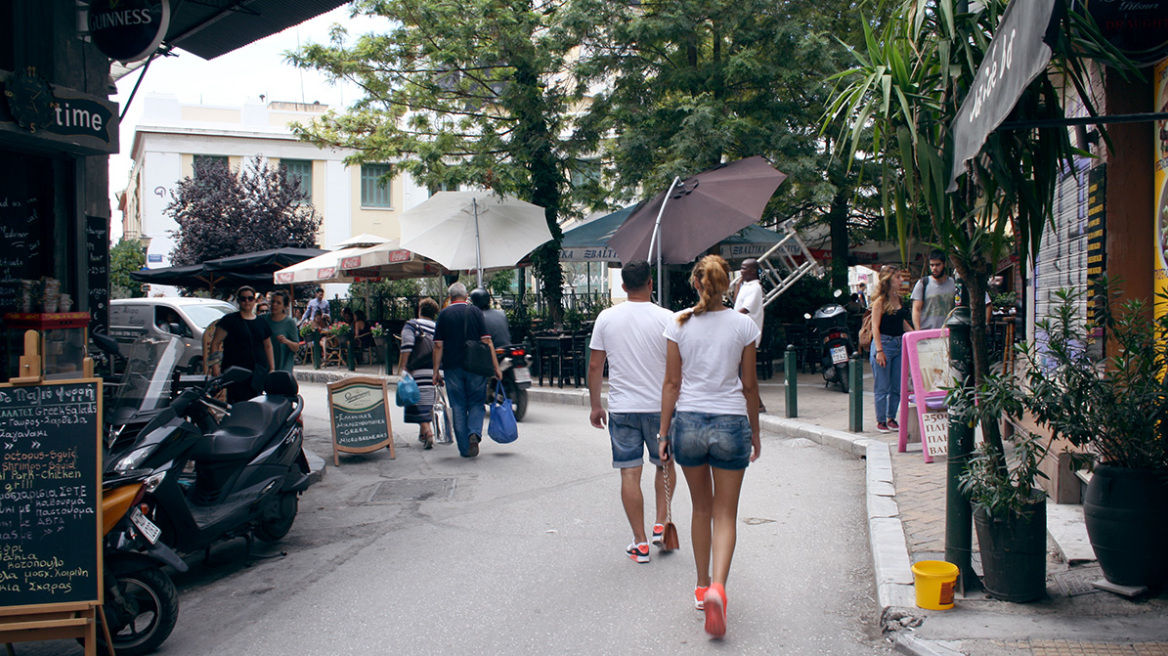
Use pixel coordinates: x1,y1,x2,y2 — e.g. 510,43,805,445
608,156,788,268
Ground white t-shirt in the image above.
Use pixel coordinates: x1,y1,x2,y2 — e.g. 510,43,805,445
733,279,764,345
663,308,761,416
589,301,674,413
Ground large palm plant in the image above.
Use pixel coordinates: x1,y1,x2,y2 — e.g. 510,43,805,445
824,0,1136,456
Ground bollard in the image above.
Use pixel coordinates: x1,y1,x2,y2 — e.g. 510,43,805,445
346,340,356,371
385,341,394,376
849,351,864,432
311,334,322,370
785,345,798,418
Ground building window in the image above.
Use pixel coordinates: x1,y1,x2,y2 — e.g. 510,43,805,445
193,155,228,177
361,164,392,208
283,159,313,203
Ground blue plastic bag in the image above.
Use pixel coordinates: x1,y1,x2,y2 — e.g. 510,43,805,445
488,381,519,444
396,372,421,407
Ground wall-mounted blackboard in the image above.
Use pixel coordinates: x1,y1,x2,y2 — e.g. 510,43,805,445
85,215,110,335
0,160,41,314
0,379,102,609
327,376,394,465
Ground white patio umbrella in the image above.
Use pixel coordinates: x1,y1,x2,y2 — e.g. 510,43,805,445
332,233,392,249
338,239,447,280
272,246,372,285
398,191,553,288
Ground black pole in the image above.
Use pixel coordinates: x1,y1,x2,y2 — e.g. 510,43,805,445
945,297,980,592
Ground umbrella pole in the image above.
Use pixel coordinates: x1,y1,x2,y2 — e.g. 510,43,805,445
473,198,483,289
647,176,681,304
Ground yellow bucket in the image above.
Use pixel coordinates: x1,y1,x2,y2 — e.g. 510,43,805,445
912,560,959,610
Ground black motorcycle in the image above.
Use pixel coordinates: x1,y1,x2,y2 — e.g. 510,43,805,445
98,334,310,653
812,300,854,393
489,344,532,421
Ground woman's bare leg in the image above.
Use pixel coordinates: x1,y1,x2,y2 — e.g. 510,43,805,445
682,464,713,588
710,466,747,585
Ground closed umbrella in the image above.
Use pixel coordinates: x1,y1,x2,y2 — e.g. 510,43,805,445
607,156,788,293
398,191,553,288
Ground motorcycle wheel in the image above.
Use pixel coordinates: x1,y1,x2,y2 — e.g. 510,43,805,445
95,566,179,656
837,365,849,393
255,492,299,542
507,383,528,422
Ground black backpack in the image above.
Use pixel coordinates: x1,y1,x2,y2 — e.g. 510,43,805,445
405,320,434,371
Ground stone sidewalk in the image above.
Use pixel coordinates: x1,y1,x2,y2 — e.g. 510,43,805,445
296,362,1168,656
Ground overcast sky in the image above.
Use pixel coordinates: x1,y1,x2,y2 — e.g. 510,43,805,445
108,5,380,240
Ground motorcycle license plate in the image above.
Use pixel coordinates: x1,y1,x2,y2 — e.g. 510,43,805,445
512,367,531,384
131,507,161,545
831,345,849,365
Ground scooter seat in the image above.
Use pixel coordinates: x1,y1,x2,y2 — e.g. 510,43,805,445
193,400,282,462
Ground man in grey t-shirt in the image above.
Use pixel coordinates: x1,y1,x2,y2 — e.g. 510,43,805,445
911,249,993,331
911,250,957,331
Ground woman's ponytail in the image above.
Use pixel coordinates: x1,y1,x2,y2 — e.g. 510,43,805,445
677,255,731,325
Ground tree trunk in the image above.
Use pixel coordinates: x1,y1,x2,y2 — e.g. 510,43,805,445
827,189,850,292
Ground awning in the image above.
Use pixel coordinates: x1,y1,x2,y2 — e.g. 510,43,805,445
947,0,1062,192
163,0,350,60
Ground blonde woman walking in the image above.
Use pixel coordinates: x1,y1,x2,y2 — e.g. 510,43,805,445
658,254,761,638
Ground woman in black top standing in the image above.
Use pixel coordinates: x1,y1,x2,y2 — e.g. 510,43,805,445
869,265,913,433
210,285,275,403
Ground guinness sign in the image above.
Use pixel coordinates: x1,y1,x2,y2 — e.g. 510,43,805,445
87,0,170,63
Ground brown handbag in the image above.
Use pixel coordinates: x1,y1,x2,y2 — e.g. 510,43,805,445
661,464,680,552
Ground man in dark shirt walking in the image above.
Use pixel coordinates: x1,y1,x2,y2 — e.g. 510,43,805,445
433,283,503,457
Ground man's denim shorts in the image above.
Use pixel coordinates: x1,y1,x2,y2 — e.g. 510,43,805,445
608,412,662,469
669,411,752,471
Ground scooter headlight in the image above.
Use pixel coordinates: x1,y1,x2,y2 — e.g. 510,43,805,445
113,446,154,474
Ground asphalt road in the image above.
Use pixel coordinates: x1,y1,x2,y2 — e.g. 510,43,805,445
18,383,893,655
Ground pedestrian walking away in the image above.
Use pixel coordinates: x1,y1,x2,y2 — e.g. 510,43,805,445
399,298,439,449
432,282,503,458
264,290,300,373
587,260,677,565
733,257,766,413
870,265,913,433
471,288,512,348
658,254,761,639
209,285,276,404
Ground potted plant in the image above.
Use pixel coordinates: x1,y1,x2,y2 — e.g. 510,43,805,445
957,430,1051,602
371,323,387,347
329,321,352,345
970,281,1168,589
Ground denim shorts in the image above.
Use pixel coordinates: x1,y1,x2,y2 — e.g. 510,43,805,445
608,412,662,469
669,411,752,471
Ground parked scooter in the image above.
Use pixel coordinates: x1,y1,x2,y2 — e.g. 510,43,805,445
491,344,532,421
811,293,854,393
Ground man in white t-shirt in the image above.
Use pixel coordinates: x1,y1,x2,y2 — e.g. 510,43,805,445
588,260,676,564
733,259,765,412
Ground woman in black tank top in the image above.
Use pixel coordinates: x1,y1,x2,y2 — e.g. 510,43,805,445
869,266,913,433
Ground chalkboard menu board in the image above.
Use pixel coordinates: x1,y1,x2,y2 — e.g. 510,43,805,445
86,215,110,336
0,379,102,609
327,376,394,464
0,160,41,313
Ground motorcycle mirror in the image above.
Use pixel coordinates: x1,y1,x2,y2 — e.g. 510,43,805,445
221,366,252,385
92,332,121,355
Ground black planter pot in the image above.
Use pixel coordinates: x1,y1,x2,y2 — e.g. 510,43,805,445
1083,465,1168,588
974,503,1048,602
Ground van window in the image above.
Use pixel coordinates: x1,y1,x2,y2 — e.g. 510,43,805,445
183,303,234,330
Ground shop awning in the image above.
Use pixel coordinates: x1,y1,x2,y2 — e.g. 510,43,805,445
947,0,1061,192
164,0,350,60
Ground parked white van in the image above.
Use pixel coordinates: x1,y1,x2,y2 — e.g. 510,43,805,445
109,298,235,373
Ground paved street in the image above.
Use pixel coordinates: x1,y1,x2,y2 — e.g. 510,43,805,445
19,385,893,655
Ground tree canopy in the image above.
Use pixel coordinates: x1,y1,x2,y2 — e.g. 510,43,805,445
110,237,146,299
167,155,321,266
288,0,609,318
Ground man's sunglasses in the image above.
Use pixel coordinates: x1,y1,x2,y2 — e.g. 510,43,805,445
239,295,256,301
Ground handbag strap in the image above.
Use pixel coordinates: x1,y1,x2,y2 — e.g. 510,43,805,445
662,456,674,524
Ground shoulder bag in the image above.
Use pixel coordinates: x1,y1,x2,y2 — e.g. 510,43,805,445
462,307,497,377
858,309,874,353
405,320,434,371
